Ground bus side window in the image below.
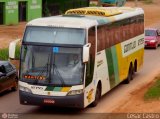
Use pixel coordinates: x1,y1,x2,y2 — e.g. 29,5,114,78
138,15,144,34
97,26,105,51
105,27,110,48
85,27,96,87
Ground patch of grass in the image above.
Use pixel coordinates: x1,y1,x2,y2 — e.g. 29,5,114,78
0,45,21,60
89,3,98,7
0,48,9,60
15,45,21,60
144,77,160,100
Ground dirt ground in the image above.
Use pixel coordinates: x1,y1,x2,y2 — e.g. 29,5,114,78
0,22,26,49
126,0,160,27
113,76,160,113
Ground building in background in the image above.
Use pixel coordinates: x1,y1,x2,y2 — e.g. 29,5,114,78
0,0,42,25
0,0,89,25
42,0,89,16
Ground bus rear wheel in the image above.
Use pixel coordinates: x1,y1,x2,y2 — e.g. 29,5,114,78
91,84,101,107
125,65,133,84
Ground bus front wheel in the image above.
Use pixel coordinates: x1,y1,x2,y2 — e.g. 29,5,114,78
91,83,101,107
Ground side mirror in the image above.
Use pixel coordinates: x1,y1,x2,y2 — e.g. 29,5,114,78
9,39,21,59
83,43,91,63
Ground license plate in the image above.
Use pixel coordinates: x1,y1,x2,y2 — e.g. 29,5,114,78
44,99,55,104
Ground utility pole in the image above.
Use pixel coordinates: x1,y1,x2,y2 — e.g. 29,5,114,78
135,0,138,7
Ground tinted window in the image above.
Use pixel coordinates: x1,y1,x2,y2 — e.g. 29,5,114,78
24,26,86,45
145,30,156,36
97,15,144,52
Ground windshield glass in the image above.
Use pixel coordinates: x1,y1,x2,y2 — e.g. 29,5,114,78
24,26,85,45
145,30,157,36
20,45,84,86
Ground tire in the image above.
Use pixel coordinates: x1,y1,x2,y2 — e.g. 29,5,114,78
91,84,101,107
124,65,133,84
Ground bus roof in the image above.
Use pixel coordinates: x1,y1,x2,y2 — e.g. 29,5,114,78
27,7,144,29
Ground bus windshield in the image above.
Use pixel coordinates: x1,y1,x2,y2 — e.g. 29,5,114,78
24,26,85,45
20,45,84,86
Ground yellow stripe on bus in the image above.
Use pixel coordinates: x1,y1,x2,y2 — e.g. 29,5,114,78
61,87,71,92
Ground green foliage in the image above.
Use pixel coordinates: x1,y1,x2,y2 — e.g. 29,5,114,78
144,0,153,4
89,3,98,7
0,44,21,60
0,48,9,60
15,45,21,60
144,78,160,100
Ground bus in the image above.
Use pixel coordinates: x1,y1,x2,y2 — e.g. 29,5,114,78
19,7,144,108
100,0,126,7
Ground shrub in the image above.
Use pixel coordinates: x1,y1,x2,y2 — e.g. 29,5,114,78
144,77,160,100
15,45,21,60
0,44,21,60
0,48,9,60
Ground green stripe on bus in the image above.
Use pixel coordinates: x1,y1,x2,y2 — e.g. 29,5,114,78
53,87,62,91
45,86,54,91
111,46,120,85
45,87,62,91
106,48,115,89
106,47,120,89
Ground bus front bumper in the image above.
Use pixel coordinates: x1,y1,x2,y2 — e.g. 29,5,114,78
19,91,84,108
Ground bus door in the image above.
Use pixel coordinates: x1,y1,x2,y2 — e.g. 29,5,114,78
84,27,97,106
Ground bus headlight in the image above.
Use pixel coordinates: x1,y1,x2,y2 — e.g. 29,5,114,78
67,89,83,95
19,85,32,93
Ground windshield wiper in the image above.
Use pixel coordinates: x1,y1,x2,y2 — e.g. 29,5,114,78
32,55,50,84
37,64,49,76
52,63,65,86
